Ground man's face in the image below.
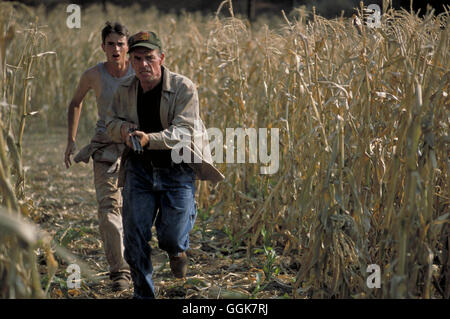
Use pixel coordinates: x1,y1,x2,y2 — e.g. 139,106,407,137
102,33,128,63
130,47,165,84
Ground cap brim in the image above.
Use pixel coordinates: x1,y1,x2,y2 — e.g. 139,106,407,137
128,43,160,52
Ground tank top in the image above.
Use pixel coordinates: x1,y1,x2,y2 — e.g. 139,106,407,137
95,62,135,133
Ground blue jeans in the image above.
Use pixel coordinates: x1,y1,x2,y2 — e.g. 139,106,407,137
122,157,197,299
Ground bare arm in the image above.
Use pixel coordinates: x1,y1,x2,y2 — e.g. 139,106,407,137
64,69,95,168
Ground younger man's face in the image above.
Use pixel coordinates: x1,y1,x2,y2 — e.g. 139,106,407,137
102,33,128,63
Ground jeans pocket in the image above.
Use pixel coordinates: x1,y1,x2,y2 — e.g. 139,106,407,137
179,164,195,181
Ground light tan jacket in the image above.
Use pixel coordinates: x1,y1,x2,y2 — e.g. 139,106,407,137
105,66,224,186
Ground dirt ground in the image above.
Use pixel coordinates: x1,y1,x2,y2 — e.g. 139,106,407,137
22,127,297,299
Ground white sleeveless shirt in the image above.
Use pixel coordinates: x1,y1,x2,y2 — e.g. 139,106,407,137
95,62,135,134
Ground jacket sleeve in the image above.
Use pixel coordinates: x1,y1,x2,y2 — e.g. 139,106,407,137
105,87,127,143
146,78,201,151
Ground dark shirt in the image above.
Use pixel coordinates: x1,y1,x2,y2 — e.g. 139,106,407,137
136,68,172,168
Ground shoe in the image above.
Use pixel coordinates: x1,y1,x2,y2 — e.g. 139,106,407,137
110,272,131,292
169,252,188,278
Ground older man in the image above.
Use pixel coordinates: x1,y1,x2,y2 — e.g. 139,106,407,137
64,22,133,291
105,31,223,299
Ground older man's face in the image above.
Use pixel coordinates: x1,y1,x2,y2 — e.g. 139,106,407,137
130,47,164,86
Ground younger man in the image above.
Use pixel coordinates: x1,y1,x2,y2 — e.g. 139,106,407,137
64,22,134,291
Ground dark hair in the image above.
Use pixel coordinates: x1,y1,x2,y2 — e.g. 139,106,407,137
101,21,129,43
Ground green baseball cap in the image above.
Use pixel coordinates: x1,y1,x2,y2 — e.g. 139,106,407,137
128,31,162,53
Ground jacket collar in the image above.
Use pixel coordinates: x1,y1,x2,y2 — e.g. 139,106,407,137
161,65,175,93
